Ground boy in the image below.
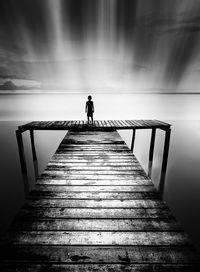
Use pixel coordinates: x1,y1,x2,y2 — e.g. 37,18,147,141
85,95,94,124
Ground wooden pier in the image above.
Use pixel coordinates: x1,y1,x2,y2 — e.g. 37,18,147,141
1,120,200,271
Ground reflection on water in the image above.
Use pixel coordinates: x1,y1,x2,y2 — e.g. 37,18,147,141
0,120,200,251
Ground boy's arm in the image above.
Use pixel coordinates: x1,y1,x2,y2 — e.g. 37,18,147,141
85,102,87,113
92,102,94,112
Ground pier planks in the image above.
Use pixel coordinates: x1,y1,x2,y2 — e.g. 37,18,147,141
1,129,200,271
19,119,170,131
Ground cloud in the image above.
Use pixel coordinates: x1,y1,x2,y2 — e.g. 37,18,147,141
0,0,200,91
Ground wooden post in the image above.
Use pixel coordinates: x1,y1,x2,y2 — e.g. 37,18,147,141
16,129,29,195
159,128,171,196
30,129,39,179
148,128,156,178
30,130,37,161
131,129,136,151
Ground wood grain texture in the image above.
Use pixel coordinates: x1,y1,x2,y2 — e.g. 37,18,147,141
24,199,168,208
11,218,182,231
1,245,199,264
36,178,152,185
1,128,199,271
17,207,174,219
7,231,192,246
32,185,156,192
1,264,200,272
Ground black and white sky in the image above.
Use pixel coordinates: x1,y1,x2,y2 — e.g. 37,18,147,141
0,0,200,92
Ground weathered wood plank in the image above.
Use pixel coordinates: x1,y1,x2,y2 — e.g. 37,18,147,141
121,120,131,127
36,179,152,186
56,151,133,155
61,141,126,145
61,140,125,144
1,263,199,272
67,131,117,135
52,153,137,157
58,146,130,149
46,165,143,171
42,170,148,176
11,218,182,231
55,150,135,154
48,161,141,166
6,231,191,246
51,156,138,160
126,120,138,127
57,148,131,152
17,207,173,219
29,191,159,199
68,130,117,133
46,163,143,168
1,245,199,264
33,185,156,192
40,174,149,180
51,155,138,160
60,143,127,146
63,133,120,136
57,148,130,153
24,199,166,208
45,167,144,172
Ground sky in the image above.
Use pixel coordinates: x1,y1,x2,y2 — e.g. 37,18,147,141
0,0,200,92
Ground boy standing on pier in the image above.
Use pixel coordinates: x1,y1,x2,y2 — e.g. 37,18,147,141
85,95,94,124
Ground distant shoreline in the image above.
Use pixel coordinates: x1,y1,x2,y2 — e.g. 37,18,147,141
0,91,200,95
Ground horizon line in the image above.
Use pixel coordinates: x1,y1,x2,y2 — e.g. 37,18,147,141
0,91,200,95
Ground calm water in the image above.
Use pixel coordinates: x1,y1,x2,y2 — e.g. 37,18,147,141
0,94,200,250
1,93,200,120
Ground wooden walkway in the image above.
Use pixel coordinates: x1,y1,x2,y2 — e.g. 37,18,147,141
16,120,172,195
1,128,200,271
18,119,170,131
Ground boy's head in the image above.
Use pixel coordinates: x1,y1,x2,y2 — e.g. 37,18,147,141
88,95,92,101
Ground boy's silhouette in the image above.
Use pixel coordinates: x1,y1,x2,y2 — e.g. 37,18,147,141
85,95,94,124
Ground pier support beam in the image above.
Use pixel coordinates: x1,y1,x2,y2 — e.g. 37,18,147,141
159,128,171,196
131,129,136,151
148,128,156,178
16,129,29,195
30,130,39,179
